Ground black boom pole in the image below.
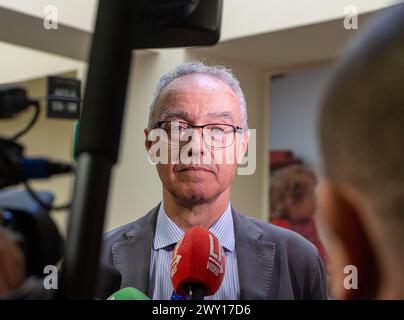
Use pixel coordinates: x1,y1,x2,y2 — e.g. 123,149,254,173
59,0,135,299
59,0,222,299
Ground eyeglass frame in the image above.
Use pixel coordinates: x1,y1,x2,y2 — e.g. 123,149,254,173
152,120,244,149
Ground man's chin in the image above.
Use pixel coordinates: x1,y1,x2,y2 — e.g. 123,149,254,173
171,188,216,206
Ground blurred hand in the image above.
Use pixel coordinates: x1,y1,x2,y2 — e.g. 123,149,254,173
0,227,25,296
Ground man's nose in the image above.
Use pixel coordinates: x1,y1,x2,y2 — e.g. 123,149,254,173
186,128,205,157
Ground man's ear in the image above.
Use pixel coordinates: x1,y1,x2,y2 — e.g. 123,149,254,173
144,128,152,151
242,130,250,154
236,130,250,164
318,180,380,300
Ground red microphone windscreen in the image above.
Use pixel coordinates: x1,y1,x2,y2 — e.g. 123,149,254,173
170,226,226,297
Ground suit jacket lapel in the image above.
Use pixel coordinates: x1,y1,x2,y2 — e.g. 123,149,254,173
111,205,159,296
232,208,276,300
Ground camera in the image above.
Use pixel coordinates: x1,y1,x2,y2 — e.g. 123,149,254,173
0,86,71,279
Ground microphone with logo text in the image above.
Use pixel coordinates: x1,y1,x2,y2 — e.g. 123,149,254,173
170,226,225,300
107,287,150,300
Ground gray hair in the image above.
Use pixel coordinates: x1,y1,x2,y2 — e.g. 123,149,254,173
147,61,248,129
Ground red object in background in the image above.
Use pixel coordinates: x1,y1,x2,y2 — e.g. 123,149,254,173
270,150,302,172
272,217,328,263
270,150,294,163
271,218,290,230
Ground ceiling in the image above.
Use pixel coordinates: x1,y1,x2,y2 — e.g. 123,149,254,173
0,0,97,31
190,11,379,71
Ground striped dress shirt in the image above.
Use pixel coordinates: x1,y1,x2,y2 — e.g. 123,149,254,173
149,202,240,300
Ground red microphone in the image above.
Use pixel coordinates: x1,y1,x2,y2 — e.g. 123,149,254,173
170,226,226,300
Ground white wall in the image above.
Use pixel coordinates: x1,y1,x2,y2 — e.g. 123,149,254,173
0,41,85,84
269,66,333,173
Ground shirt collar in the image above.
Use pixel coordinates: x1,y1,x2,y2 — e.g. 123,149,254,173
153,202,235,252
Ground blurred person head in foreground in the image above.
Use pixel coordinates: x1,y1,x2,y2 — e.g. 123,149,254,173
318,3,404,299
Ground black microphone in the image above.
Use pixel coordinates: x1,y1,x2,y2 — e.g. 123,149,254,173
0,139,72,189
94,264,122,300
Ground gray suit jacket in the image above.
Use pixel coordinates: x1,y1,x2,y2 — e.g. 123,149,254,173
100,204,328,300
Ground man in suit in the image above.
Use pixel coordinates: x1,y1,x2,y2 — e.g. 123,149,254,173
317,3,404,299
101,61,327,300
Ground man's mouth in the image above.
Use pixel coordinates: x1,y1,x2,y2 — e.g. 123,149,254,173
177,165,213,173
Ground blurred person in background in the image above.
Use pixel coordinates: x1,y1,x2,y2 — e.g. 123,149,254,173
270,165,327,263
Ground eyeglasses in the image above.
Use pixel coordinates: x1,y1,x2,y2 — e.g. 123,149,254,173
153,120,243,149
